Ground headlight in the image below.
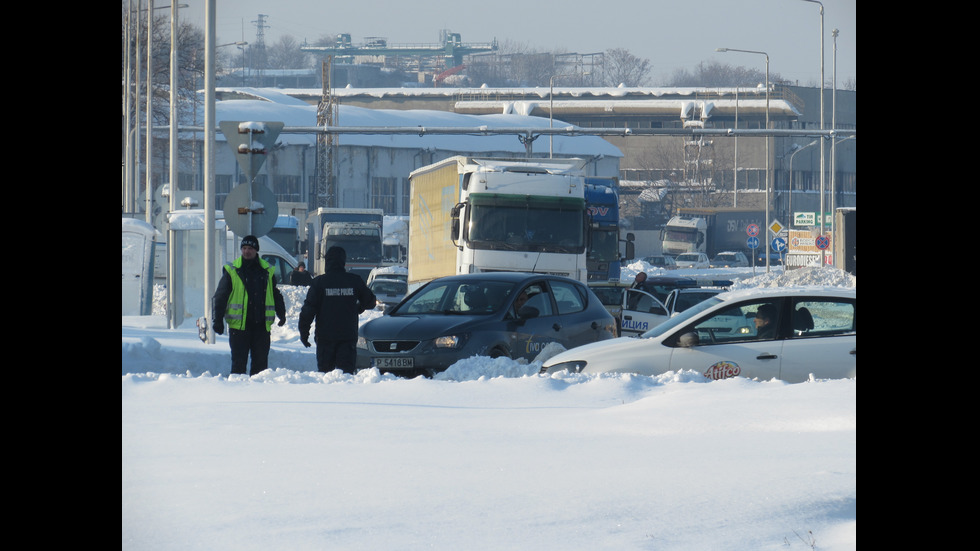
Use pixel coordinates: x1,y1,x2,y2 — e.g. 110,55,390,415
356,336,368,349
541,360,587,374
434,334,467,349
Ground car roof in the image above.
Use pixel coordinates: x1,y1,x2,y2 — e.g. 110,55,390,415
673,287,722,294
427,272,581,285
715,286,856,303
370,278,406,286
646,276,697,285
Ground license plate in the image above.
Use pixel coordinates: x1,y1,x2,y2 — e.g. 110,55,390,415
372,357,415,368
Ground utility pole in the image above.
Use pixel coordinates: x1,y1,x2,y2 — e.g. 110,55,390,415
315,57,336,209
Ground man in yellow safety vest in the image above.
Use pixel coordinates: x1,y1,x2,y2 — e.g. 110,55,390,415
212,235,286,375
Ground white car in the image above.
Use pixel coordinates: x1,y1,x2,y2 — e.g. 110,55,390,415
674,252,710,269
710,251,749,268
542,287,856,383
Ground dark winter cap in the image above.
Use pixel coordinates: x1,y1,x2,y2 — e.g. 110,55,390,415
240,235,260,251
325,245,346,266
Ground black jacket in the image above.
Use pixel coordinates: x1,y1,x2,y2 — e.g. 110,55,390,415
298,260,375,341
290,269,314,286
212,257,286,329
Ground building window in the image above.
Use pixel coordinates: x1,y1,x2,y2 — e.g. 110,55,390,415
371,176,399,213
274,175,302,203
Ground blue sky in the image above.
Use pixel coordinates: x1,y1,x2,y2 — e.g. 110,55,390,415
166,0,855,86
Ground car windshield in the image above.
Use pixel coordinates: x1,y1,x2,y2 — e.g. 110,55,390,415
639,296,724,338
394,280,516,315
370,280,406,295
674,291,721,312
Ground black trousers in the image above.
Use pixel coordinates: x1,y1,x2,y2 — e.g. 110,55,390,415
228,325,271,375
315,338,357,374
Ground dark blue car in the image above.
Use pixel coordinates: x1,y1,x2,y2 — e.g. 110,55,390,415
355,272,618,377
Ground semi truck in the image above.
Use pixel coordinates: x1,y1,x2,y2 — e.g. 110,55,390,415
407,156,590,291
660,207,765,259
306,208,384,281
585,177,634,282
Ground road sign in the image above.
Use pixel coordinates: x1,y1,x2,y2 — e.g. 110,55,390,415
746,236,760,249
793,212,815,226
746,223,760,237
219,121,284,183
771,237,787,252
768,219,784,236
222,181,279,238
815,235,831,250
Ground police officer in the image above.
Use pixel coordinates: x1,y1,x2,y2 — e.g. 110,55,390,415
212,235,287,375
298,246,376,374
289,261,314,286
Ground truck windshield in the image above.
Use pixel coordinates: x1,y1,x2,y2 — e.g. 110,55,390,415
664,228,698,243
325,234,382,263
466,195,585,253
589,228,619,261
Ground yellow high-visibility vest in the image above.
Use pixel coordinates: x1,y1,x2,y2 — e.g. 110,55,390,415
223,257,277,331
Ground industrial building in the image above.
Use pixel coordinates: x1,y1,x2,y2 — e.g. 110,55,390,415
124,82,854,257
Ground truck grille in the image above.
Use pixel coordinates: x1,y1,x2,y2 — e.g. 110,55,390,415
371,340,420,353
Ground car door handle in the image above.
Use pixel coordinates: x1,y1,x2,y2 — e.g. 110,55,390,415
850,349,856,355
591,321,600,330
553,323,562,332
756,353,778,360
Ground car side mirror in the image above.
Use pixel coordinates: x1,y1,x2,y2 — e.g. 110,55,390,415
678,332,700,347
518,306,539,319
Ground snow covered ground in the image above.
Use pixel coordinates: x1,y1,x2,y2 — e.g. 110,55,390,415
122,263,856,550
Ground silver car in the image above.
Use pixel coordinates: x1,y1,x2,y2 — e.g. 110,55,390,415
542,287,856,383
368,278,408,310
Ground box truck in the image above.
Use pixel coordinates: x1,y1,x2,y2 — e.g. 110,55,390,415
408,156,590,291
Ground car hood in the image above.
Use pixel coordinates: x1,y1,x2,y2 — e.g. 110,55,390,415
543,335,664,373
361,313,490,340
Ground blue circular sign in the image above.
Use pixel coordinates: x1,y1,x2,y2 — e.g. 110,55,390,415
815,235,830,250
771,237,787,252
746,236,760,249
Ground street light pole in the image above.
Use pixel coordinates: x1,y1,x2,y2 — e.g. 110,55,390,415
801,0,825,265
831,28,838,249
145,0,154,224
716,48,770,272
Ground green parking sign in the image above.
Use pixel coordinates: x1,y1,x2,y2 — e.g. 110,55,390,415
794,212,815,226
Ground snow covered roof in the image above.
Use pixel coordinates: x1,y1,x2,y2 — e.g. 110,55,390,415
203,88,622,157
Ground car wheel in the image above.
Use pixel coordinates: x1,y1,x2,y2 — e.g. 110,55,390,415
489,347,510,359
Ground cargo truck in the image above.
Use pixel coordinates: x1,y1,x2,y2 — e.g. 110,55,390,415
306,208,384,281
585,177,634,282
660,207,765,259
407,156,590,291
267,214,301,259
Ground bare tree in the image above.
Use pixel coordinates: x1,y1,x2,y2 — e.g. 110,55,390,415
266,35,313,69
603,48,651,87
667,60,786,87
122,6,205,128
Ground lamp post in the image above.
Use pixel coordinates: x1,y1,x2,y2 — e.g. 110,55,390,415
831,28,838,244
716,47,770,272
801,0,825,265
